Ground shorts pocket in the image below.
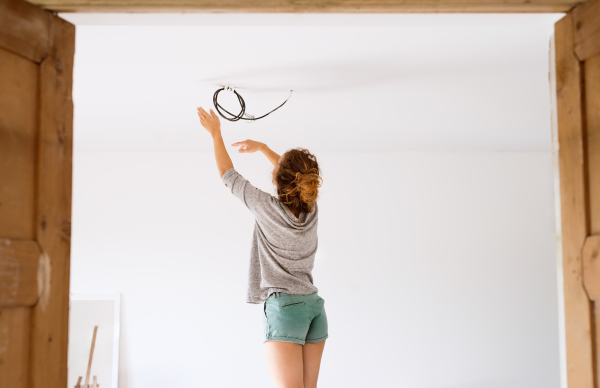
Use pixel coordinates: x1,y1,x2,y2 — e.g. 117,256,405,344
281,300,305,308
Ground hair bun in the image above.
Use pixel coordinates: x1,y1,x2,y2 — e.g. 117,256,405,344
295,170,322,204
275,148,322,214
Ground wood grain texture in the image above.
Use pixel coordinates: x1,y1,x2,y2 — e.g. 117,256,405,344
84,326,98,388
28,0,584,13
0,47,38,240
0,0,50,63
585,53,600,236
0,239,41,307
582,235,600,301
554,13,595,388
573,0,600,61
0,307,31,388
30,14,75,388
584,38,600,388
595,301,600,386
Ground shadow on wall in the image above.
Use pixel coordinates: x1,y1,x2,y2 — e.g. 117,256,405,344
196,56,505,92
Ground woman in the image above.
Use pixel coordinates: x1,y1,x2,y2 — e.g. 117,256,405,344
197,106,328,388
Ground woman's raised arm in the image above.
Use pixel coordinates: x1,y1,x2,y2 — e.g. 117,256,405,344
232,140,281,167
197,106,233,178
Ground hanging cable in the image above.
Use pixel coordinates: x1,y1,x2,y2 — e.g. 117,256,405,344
212,86,293,122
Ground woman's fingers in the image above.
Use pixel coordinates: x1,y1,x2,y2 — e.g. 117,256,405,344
197,107,209,116
231,140,260,154
198,107,221,126
232,142,249,150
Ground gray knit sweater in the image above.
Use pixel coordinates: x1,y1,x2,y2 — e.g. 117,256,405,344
222,168,319,304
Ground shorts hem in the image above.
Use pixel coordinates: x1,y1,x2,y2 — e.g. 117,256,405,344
264,336,306,345
305,334,328,344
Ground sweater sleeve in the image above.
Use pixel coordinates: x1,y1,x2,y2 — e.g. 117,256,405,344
222,167,273,215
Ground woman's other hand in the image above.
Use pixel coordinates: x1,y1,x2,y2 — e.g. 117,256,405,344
232,140,264,153
235,140,281,167
197,106,221,137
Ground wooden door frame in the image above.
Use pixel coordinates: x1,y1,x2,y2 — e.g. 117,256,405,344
2,0,598,387
0,0,74,387
551,0,600,386
22,0,591,13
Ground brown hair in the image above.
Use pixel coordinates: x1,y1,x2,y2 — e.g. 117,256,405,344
275,148,322,216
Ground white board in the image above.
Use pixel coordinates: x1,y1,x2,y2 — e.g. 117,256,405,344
68,293,120,388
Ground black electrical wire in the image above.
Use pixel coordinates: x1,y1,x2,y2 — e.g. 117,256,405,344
213,87,292,122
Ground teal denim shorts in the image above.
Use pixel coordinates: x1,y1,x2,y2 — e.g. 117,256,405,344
263,292,329,345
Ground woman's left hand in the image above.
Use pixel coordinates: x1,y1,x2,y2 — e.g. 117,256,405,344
197,106,221,137
231,139,264,153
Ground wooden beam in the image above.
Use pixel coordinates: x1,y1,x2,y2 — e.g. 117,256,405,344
554,12,595,388
580,14,600,385
0,239,42,307
585,50,600,236
0,46,39,240
582,235,600,301
0,0,50,63
581,14,600,385
596,302,600,386
27,0,584,13
0,308,31,388
572,0,600,61
30,14,74,388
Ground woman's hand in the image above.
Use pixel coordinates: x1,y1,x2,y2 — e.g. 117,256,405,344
234,140,281,167
232,139,265,153
197,106,221,137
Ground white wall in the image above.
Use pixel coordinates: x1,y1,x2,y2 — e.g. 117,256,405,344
71,150,559,387
66,14,561,387
64,15,562,154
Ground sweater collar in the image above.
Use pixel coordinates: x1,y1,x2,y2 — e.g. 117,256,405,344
278,201,316,226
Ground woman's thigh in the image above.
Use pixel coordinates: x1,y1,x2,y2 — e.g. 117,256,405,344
302,340,326,388
264,341,304,388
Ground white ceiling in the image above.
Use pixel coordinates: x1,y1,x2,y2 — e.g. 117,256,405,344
62,13,563,153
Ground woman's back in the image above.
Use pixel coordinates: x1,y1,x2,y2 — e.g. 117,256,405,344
222,167,319,303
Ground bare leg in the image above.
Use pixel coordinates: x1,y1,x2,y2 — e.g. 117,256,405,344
264,341,304,388
302,340,326,388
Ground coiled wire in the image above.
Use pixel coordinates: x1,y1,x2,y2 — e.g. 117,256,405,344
213,87,292,122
